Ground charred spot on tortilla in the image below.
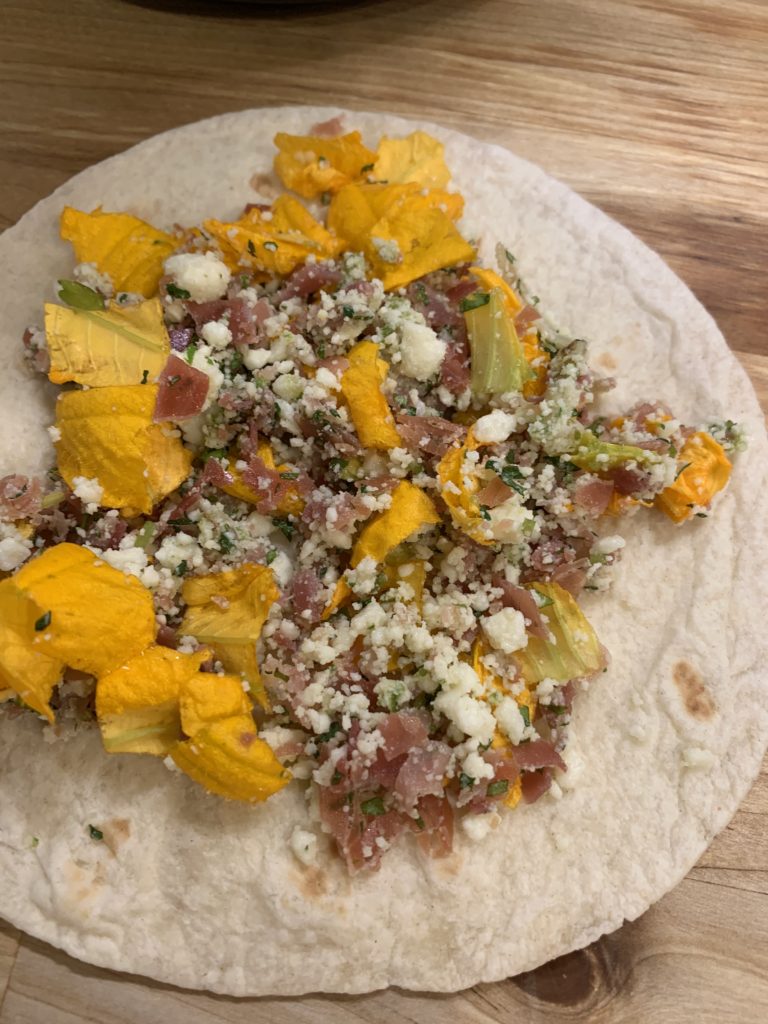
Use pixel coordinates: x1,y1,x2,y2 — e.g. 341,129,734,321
293,865,329,901
596,352,617,371
673,661,716,720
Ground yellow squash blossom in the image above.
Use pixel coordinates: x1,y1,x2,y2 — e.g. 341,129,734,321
372,131,451,189
328,182,472,290
437,427,493,546
96,645,210,755
324,481,440,617
515,583,605,685
273,131,377,199
204,194,344,276
339,341,402,450
655,432,731,523
180,564,280,708
45,296,169,388
0,581,65,722
219,439,305,516
59,207,177,297
55,384,193,515
170,715,291,803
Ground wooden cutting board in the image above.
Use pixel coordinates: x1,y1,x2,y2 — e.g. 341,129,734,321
0,0,766,1019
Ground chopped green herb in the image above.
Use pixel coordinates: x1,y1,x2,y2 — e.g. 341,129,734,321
174,560,189,577
320,191,331,205
504,248,516,264
415,815,426,830
34,611,51,632
361,797,386,816
479,505,491,521
141,369,149,384
57,279,105,310
134,521,156,549
674,461,692,481
500,463,526,495
218,532,234,553
342,305,355,318
279,471,300,480
519,705,531,727
459,772,475,789
331,769,343,785
184,342,198,364
166,283,191,300
30,836,39,848
459,291,490,313
88,825,104,841
361,162,375,173
265,548,278,565
272,516,295,540
247,239,257,256
487,779,509,797
316,723,341,745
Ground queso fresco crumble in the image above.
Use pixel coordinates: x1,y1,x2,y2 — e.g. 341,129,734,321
0,123,740,873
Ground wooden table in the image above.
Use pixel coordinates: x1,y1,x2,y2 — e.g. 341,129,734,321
1,0,766,1019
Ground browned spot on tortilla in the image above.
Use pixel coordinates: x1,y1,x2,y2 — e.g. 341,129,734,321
435,852,464,879
102,818,131,856
673,661,716,720
294,865,328,901
596,352,617,371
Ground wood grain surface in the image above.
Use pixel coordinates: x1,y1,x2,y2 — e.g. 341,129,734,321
1,0,766,1020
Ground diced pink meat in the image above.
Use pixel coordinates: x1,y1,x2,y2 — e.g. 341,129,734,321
0,474,41,521
573,477,614,515
287,568,326,624
476,476,514,509
441,337,471,395
514,740,566,772
514,305,541,332
494,580,548,639
187,297,269,348
412,793,454,858
394,741,452,810
610,466,651,496
276,263,342,302
551,561,588,597
395,414,465,458
377,711,430,761
153,354,210,422
521,768,553,804
310,115,346,136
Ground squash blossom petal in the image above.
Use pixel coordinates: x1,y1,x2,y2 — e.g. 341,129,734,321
273,131,376,199
372,132,451,189
45,296,169,388
59,207,177,297
55,384,193,515
340,341,402,450
180,564,280,708
656,432,732,523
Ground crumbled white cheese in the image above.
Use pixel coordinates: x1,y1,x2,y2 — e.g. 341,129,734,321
0,523,33,572
47,425,62,443
434,662,496,742
164,251,231,302
154,532,204,572
290,826,318,866
473,409,517,444
593,535,625,555
73,261,114,297
462,750,495,782
398,321,446,381
200,319,233,350
97,545,149,579
482,607,528,654
71,475,103,513
495,696,527,745
682,747,717,770
461,813,498,842
487,497,534,544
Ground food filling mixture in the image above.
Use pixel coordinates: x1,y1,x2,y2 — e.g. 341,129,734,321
0,122,742,872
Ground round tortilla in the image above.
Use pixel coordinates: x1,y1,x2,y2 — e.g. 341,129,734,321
0,107,766,996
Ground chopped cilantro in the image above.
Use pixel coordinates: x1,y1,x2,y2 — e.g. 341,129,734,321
487,779,509,797
218,532,234,553
342,305,355,318
519,705,531,727
316,722,341,744
88,825,104,841
459,291,490,313
459,772,475,789
674,461,691,481
141,369,149,384
500,463,526,495
479,505,491,521
504,248,516,264
56,279,105,310
184,342,198,364
34,611,52,632
279,471,300,480
166,283,191,300
247,239,257,256
361,162,375,173
361,797,386,816
415,815,426,830
331,769,343,785
265,548,278,565
272,516,295,540
174,560,188,577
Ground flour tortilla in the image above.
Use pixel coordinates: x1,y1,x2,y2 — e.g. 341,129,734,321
0,107,766,996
